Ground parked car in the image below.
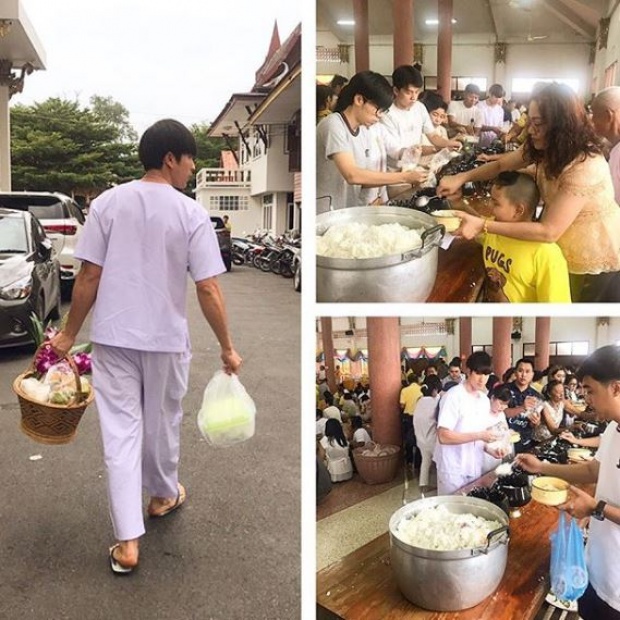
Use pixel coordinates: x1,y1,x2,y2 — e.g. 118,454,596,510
210,216,232,272
0,208,61,348
0,191,85,296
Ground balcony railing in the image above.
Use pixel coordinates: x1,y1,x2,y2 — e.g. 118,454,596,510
196,168,251,188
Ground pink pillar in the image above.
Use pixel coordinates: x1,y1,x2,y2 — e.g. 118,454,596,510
353,0,370,72
535,317,551,371
492,317,513,378
459,317,472,361
437,0,454,101
367,318,402,446
320,317,336,394
393,0,414,68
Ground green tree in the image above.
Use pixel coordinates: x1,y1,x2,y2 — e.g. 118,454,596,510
191,121,231,171
10,97,142,202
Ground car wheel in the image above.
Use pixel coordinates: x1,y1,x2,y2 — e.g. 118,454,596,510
294,263,301,292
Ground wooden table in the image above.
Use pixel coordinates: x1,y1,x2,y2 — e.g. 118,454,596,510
317,470,560,620
427,237,485,303
427,196,492,303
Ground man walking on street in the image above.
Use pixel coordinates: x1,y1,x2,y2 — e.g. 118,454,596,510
51,119,242,574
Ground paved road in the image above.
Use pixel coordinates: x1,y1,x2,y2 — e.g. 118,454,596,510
0,265,300,620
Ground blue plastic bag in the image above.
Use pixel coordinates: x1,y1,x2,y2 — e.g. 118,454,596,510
549,511,588,601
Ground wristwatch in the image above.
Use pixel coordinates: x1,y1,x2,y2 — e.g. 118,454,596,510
592,500,607,521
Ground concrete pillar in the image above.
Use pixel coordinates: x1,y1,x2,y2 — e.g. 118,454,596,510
535,317,551,371
492,317,512,378
393,0,414,68
0,85,11,191
353,0,370,72
437,0,454,102
320,317,337,394
459,317,472,361
367,317,402,446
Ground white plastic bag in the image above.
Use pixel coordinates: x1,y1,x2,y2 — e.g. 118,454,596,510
197,370,256,446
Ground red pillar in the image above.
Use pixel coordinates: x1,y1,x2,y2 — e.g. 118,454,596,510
320,317,336,394
367,317,402,446
492,317,513,378
393,0,414,68
535,317,551,372
437,0,454,101
459,317,472,361
353,0,370,72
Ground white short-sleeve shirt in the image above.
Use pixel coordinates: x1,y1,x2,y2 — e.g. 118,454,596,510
447,100,483,129
380,102,436,170
76,180,224,353
433,383,490,478
609,142,620,205
587,421,620,611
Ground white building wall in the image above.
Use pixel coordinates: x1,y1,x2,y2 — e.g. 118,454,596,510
592,1,620,90
249,127,294,196
317,33,592,99
319,317,615,365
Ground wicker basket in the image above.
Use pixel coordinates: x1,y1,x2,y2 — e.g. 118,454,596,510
353,445,401,485
12,347,94,445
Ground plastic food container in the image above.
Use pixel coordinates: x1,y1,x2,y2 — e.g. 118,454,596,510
567,448,593,462
531,477,569,506
431,209,461,233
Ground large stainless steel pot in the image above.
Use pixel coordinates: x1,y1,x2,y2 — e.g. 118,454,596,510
389,495,510,611
316,206,444,303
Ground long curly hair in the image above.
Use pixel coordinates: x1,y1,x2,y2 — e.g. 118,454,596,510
523,83,603,179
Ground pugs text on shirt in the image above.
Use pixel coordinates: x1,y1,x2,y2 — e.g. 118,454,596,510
485,246,513,273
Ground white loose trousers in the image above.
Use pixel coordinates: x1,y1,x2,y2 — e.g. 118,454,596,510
92,344,191,541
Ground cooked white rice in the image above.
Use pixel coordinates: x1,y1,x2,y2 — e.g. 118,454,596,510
394,504,503,550
316,222,423,259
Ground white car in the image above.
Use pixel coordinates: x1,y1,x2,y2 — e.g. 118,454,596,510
0,192,85,296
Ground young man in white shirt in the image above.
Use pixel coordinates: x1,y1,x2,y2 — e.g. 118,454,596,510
518,345,620,619
380,64,461,171
447,83,483,136
476,83,506,147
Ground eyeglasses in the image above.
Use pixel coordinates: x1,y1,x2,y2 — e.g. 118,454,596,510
528,117,547,131
362,97,388,117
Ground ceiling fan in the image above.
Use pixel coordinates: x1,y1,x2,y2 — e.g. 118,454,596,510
523,10,549,41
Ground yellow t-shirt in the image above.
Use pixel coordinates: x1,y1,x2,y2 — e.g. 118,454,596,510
481,232,571,303
400,383,422,415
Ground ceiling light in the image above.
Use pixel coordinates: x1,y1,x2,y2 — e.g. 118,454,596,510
337,19,355,26
425,18,457,25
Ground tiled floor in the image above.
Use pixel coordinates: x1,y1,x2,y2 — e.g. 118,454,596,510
316,465,437,571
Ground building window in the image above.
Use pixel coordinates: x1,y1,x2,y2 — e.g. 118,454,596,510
209,195,249,211
262,194,273,230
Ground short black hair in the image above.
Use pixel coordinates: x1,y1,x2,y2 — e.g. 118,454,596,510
464,83,481,95
466,351,492,374
490,385,512,402
335,70,393,113
330,74,348,90
138,119,197,171
577,345,620,384
421,374,442,396
492,171,540,214
351,415,364,430
392,65,424,90
488,83,505,98
515,357,536,371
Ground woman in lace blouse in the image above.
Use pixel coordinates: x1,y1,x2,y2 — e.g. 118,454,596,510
438,82,620,302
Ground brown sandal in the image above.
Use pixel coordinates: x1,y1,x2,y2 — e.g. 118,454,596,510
147,483,186,518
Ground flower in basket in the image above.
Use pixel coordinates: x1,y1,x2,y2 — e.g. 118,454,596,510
20,313,93,405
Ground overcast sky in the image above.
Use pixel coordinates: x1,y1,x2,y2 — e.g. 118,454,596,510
12,0,302,134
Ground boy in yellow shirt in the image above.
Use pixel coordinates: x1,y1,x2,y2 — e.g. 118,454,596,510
480,171,571,303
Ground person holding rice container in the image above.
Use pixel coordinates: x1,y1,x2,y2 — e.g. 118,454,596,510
517,345,620,620
50,119,242,574
316,70,429,211
433,351,508,495
437,82,620,302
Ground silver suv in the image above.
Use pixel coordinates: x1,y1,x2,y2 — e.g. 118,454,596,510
0,192,85,296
